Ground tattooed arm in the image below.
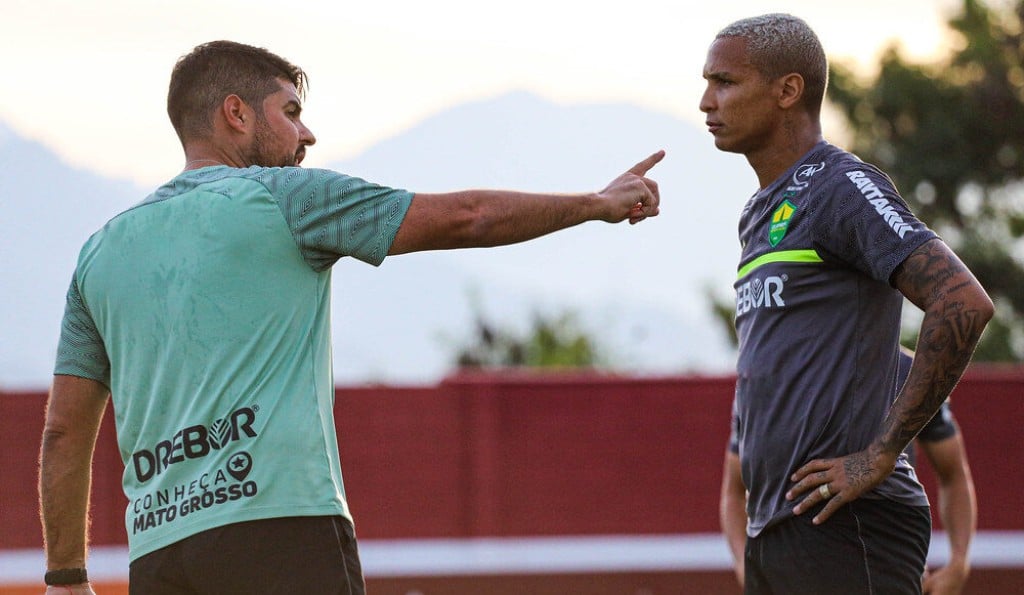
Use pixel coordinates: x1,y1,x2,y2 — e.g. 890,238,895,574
787,238,993,524
880,239,992,457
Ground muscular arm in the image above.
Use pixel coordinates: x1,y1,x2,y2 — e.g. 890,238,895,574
39,374,109,577
920,434,976,594
387,151,663,254
790,239,992,523
882,239,992,456
719,451,747,588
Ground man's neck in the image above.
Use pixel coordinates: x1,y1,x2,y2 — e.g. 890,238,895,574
747,118,823,190
181,139,247,171
747,143,821,190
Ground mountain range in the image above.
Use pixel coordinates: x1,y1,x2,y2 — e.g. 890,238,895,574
0,92,756,389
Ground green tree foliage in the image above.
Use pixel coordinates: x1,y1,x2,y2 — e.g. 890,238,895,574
453,305,605,370
706,283,738,348
826,0,1024,361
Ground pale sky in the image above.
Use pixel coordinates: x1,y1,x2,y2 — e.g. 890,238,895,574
2,0,962,187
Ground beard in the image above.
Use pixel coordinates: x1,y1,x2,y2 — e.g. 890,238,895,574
244,118,298,168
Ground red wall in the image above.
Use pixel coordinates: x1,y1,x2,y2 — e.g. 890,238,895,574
3,366,1022,551
339,373,736,539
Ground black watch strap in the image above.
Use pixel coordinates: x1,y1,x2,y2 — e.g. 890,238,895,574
44,568,89,586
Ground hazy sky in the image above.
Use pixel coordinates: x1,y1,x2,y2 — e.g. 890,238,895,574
3,0,961,186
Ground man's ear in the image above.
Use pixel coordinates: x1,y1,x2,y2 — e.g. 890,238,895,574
778,73,805,110
221,94,251,133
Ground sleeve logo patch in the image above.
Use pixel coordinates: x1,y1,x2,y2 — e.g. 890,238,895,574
845,170,913,238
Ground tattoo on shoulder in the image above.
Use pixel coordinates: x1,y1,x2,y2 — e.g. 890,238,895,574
894,240,968,302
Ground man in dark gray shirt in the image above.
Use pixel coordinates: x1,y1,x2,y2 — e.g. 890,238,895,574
721,348,978,593
700,13,992,594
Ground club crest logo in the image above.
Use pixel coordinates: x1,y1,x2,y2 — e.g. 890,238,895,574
768,200,797,247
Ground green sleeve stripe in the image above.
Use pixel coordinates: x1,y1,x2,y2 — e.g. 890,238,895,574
737,249,823,279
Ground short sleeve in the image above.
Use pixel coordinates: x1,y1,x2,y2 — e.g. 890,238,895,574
262,167,413,271
54,271,111,389
809,165,937,284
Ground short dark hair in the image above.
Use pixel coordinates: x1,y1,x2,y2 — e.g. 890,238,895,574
167,40,308,144
716,13,828,117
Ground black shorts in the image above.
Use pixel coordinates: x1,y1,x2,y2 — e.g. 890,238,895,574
744,499,931,595
129,515,364,595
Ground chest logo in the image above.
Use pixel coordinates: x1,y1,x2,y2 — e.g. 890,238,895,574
768,200,797,247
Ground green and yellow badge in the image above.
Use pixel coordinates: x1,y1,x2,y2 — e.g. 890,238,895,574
768,200,797,247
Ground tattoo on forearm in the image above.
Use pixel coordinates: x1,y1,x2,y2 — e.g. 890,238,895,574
884,240,990,454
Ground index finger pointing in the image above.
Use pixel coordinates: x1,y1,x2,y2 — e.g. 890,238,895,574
627,150,666,176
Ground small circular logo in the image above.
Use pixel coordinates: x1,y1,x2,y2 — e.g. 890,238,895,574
227,451,253,482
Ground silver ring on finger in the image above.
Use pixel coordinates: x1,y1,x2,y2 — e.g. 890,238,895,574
818,483,832,499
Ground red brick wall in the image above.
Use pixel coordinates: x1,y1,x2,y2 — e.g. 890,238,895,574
337,373,736,539
3,367,1022,550
1,391,128,548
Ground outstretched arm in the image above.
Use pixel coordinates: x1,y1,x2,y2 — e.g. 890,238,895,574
789,239,992,523
39,374,109,594
719,450,747,588
388,151,664,254
920,433,976,594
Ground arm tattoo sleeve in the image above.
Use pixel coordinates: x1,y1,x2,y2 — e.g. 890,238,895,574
881,239,991,453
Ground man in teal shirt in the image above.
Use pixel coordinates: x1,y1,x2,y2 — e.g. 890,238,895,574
39,40,664,594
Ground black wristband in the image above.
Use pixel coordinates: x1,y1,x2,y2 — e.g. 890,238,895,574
44,568,88,586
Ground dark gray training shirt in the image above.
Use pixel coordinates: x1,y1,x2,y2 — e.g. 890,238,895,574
732,141,937,537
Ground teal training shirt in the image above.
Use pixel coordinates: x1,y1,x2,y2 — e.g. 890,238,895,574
54,165,413,561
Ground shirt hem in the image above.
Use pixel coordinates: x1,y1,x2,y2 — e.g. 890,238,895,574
126,504,351,562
